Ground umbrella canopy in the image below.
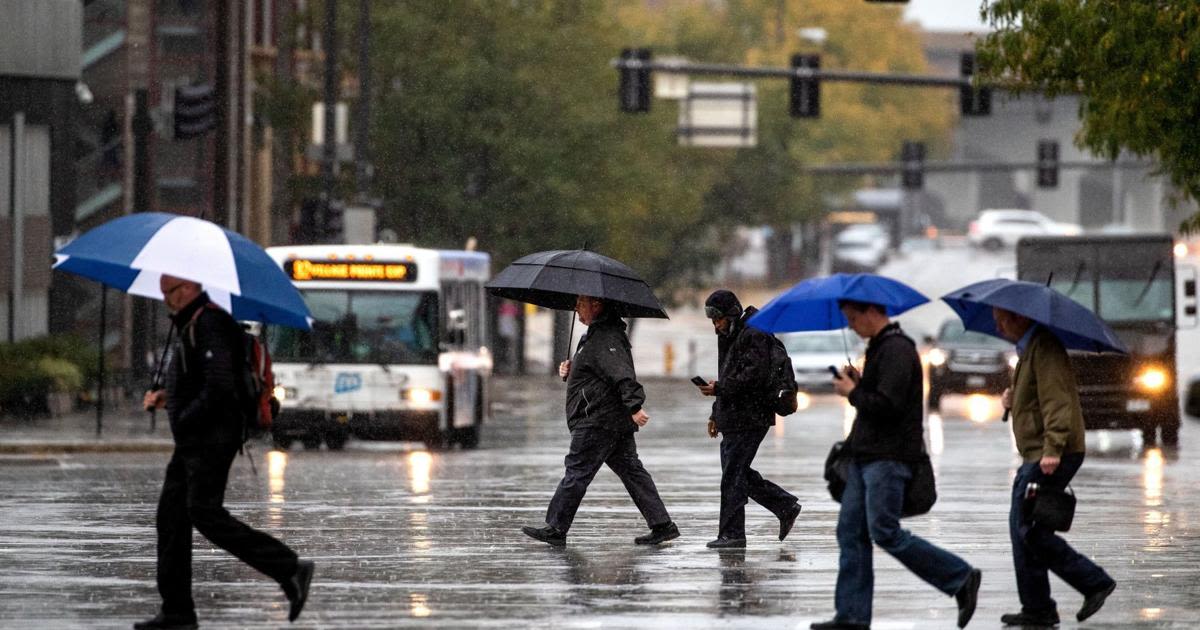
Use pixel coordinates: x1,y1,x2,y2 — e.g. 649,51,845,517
485,249,668,318
748,273,929,333
53,212,312,329
941,278,1127,354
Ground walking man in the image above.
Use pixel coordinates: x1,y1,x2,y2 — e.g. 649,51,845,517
522,295,680,547
138,275,313,629
994,306,1116,627
698,290,801,548
812,299,981,630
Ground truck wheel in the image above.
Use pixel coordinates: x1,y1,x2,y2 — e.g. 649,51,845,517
271,434,293,451
301,435,322,450
983,237,1003,252
324,429,348,451
1162,424,1180,447
1141,426,1158,447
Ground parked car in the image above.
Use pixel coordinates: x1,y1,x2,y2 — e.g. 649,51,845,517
780,330,865,393
831,224,890,272
926,318,1017,410
967,209,1081,251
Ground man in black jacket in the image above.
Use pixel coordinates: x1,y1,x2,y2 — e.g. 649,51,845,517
137,275,312,629
522,295,679,547
811,299,980,630
698,290,800,549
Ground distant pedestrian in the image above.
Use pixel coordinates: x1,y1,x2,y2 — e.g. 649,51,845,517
994,306,1116,627
697,290,801,549
812,299,981,630
137,275,313,629
522,295,680,547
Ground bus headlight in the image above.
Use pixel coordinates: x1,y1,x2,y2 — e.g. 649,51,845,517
273,385,295,402
1135,367,1169,392
404,388,443,404
926,348,947,367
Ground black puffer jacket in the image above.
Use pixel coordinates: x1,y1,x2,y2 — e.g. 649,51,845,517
565,312,645,433
165,293,245,448
711,306,775,433
846,322,924,462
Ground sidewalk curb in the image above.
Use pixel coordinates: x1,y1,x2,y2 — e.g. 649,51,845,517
0,441,175,455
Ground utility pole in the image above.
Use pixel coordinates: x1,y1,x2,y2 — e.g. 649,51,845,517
321,0,339,238
355,0,372,200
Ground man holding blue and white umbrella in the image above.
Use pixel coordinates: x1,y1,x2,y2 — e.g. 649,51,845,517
137,275,313,629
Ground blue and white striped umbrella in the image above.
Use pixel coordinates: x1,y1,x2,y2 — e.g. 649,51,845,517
53,213,311,329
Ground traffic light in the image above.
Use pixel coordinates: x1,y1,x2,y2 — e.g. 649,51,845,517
1037,140,1059,188
324,200,345,243
173,83,216,139
618,48,652,113
295,198,321,243
959,53,991,117
901,141,926,189
789,54,820,118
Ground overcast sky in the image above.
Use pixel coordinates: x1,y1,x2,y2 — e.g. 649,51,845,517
903,0,992,32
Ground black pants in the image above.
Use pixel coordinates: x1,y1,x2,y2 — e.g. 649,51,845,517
157,444,299,616
545,427,671,533
718,426,797,539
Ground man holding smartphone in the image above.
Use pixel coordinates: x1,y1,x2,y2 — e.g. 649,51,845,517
698,290,801,549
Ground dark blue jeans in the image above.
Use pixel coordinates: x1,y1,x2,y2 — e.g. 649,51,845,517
718,426,798,539
834,460,973,625
1010,452,1114,614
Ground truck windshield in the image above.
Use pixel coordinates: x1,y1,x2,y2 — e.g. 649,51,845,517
270,290,440,365
1098,276,1174,323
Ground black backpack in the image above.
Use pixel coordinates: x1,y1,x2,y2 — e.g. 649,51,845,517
765,334,799,416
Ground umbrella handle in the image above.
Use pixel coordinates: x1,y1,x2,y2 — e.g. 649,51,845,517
562,312,577,382
1002,408,1010,423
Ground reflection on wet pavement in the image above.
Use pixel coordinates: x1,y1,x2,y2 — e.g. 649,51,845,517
2,377,1200,628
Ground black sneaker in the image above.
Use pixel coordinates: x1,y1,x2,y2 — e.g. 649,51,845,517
1000,609,1059,627
706,537,746,549
522,525,566,547
778,503,802,541
955,568,982,628
284,559,315,622
132,613,198,630
809,619,869,630
1077,581,1116,622
635,521,680,545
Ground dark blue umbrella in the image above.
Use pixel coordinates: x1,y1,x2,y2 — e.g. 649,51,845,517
941,278,1127,354
747,273,929,333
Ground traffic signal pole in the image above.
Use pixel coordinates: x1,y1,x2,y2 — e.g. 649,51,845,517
613,57,974,89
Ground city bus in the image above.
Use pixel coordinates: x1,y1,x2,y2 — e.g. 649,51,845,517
264,244,492,450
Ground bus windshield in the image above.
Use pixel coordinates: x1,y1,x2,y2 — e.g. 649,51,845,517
270,290,439,365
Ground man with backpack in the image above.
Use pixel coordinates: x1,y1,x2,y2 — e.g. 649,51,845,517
698,290,801,549
137,275,313,629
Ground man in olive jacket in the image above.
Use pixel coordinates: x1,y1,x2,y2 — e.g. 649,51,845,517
698,290,800,549
995,307,1116,627
138,275,312,629
522,295,679,547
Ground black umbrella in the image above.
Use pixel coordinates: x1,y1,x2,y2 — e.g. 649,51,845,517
486,250,669,319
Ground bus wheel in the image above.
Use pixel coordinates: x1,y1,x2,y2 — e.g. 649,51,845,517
1162,424,1180,447
271,434,293,451
459,426,480,449
1141,426,1158,447
301,435,322,450
324,430,348,451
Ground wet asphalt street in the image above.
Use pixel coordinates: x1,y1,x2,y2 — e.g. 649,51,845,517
3,372,1200,629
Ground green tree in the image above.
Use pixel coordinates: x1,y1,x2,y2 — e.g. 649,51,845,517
977,1,1200,228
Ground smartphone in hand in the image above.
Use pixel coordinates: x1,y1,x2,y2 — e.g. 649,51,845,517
691,376,708,387
828,366,841,379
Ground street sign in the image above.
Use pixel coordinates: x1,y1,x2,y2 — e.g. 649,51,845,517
677,82,757,148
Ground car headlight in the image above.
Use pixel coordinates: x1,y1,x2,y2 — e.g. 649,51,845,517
927,348,947,367
1134,367,1169,392
1007,353,1019,370
273,385,295,402
403,387,443,404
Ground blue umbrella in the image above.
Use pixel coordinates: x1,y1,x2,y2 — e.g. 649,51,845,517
941,278,1127,354
747,273,930,333
53,213,311,330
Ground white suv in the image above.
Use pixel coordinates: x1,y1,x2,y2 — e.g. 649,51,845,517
968,209,1081,251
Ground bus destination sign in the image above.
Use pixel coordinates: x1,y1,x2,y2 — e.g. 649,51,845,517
286,259,418,282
